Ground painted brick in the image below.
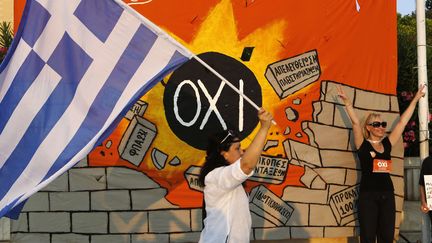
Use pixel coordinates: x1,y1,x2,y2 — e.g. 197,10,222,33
110,212,148,233
50,192,90,211
91,190,130,211
148,210,190,233
52,233,90,243
324,226,355,238
355,89,391,111
107,167,160,189
132,233,169,243
92,234,130,243
291,226,324,238
309,204,338,226
253,226,291,240
286,202,309,226
11,213,28,232
131,188,177,210
313,167,347,185
169,232,201,242
22,192,49,212
29,212,70,232
303,122,350,150
41,172,69,192
190,209,203,231
72,212,108,234
283,139,321,167
74,157,89,168
69,168,107,191
0,217,10,240
320,150,358,169
312,101,334,125
11,233,50,243
282,186,328,204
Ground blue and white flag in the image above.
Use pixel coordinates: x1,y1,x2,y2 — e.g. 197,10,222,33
0,0,192,218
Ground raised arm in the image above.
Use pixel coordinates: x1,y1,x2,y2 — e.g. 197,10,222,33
337,85,363,149
388,85,426,146
240,108,273,174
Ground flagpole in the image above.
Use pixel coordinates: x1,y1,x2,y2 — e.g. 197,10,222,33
416,0,430,242
192,55,277,125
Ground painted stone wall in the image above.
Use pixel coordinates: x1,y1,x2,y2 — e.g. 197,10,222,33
10,81,405,242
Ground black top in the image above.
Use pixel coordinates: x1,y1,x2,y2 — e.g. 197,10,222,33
357,137,394,192
419,156,432,186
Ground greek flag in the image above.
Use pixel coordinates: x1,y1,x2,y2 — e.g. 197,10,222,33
0,0,191,218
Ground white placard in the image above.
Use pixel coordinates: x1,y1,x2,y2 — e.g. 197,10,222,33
424,175,432,210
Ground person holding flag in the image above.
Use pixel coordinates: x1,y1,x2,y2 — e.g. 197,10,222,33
198,108,273,243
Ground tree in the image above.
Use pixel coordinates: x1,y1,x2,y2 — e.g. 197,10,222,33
397,10,432,156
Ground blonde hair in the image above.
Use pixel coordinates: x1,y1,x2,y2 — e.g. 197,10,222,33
362,113,381,139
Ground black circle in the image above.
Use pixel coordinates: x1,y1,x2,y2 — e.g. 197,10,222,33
163,52,262,150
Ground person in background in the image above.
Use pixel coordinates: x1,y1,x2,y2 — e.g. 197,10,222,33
337,84,425,243
419,156,432,221
198,108,273,243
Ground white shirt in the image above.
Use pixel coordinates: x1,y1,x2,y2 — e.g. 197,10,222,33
199,159,254,243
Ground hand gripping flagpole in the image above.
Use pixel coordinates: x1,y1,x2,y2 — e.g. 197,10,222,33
191,55,277,125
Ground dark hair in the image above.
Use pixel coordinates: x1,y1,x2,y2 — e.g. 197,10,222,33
198,130,240,187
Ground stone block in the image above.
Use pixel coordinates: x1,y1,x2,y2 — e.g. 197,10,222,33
283,139,321,168
303,122,350,150
131,188,177,210
250,155,289,184
312,101,334,125
265,49,320,98
22,192,49,212
320,150,358,169
11,233,50,243
132,233,169,243
313,167,347,185
0,217,10,240
41,172,69,191
395,195,404,212
74,157,89,168
392,157,404,177
169,232,201,243
282,186,329,204
251,212,278,228
286,202,309,226
72,212,108,234
107,167,160,189
253,226,291,240
249,185,294,226
91,190,130,211
125,100,148,120
324,226,355,238
110,212,148,233
392,175,404,197
69,168,106,191
329,185,360,226
191,208,203,231
301,166,326,189
11,213,27,232
390,95,400,112
118,116,157,167
29,212,70,232
392,139,404,158
321,81,355,105
291,226,324,238
344,169,361,186
52,233,90,243
92,234,130,243
355,89,391,111
184,166,203,192
50,192,90,211
148,210,190,233
310,204,338,226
